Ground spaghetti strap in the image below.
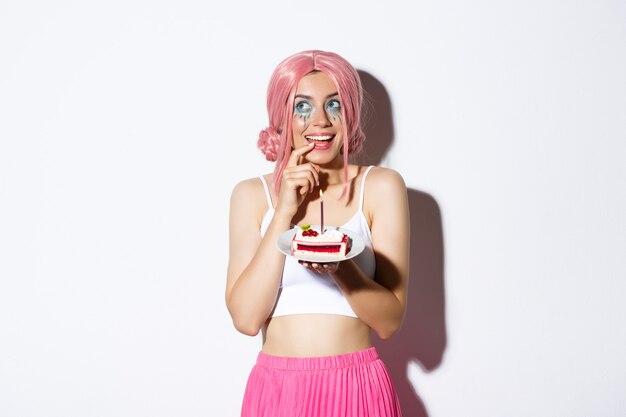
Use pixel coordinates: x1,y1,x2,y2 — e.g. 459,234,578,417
258,176,273,209
358,166,375,211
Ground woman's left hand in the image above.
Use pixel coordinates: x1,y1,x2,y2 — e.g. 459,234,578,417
298,260,340,274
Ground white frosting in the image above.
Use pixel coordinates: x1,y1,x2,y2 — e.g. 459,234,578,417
294,227,345,242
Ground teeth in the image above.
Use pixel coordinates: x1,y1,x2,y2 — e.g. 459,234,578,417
305,135,334,141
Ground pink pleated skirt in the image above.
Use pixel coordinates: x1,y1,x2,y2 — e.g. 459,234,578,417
241,347,401,417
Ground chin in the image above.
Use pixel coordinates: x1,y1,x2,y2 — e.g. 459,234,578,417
308,154,342,167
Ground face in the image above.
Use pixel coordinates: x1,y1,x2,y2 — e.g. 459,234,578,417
291,71,343,165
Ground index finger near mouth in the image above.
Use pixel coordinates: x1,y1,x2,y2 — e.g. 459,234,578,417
287,143,315,167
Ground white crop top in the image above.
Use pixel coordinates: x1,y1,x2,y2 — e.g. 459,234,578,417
259,166,376,318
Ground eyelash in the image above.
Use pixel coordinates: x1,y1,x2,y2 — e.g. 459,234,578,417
294,99,341,114
295,101,312,114
326,99,341,112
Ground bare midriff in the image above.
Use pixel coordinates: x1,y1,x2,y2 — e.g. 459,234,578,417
261,314,372,357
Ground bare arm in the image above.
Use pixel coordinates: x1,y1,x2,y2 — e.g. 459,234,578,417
225,179,290,336
330,168,410,339
225,143,319,336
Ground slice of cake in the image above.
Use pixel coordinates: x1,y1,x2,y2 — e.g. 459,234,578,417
291,225,352,258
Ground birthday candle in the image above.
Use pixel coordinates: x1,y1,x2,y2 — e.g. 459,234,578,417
320,189,324,234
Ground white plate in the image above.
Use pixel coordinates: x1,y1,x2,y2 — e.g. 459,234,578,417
277,226,365,263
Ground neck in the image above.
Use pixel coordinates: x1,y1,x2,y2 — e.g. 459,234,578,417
318,156,347,188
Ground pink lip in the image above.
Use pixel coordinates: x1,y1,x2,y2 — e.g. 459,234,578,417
304,133,335,151
312,141,333,151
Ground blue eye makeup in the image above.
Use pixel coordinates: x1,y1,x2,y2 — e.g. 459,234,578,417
325,99,341,112
293,97,342,127
294,100,313,114
294,100,313,128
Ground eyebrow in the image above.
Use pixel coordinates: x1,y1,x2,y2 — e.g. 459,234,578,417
294,92,339,100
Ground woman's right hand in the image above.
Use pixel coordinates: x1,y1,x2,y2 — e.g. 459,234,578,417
275,143,320,218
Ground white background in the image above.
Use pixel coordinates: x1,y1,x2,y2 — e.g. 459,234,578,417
1,1,624,416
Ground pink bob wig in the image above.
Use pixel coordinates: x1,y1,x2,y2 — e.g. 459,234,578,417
257,50,365,196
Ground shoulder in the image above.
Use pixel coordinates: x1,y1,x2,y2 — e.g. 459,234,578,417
230,174,273,213
231,176,262,196
231,172,274,194
364,166,407,194
361,166,408,221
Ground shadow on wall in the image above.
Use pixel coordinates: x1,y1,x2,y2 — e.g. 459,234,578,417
356,70,448,417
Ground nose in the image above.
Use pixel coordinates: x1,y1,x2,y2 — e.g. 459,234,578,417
311,107,332,127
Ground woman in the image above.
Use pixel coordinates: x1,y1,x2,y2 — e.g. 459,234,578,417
226,50,409,417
